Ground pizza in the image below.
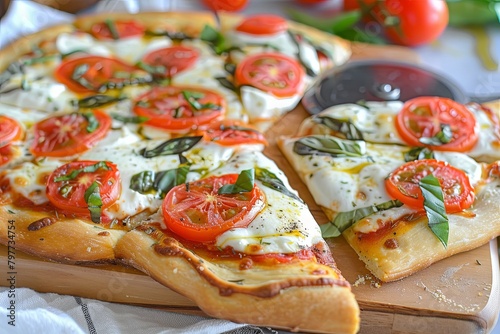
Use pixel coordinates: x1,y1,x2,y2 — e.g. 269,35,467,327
0,11,360,334
278,97,500,282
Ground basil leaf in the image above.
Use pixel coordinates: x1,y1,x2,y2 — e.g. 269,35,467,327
255,167,302,202
154,165,190,197
215,77,237,92
287,30,317,77
136,61,166,76
404,147,435,162
72,64,89,80
110,113,149,124
313,116,364,140
77,95,124,109
82,112,100,133
293,135,365,157
84,181,103,224
419,124,453,146
182,90,220,111
218,169,255,195
200,25,223,44
105,19,120,40
54,161,110,182
419,174,449,248
140,136,203,158
130,171,155,194
321,200,403,238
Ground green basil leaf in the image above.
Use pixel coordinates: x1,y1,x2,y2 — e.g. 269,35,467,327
215,77,237,92
321,200,403,238
255,167,302,202
313,116,364,140
404,147,435,162
110,113,149,124
54,161,110,182
105,19,120,40
140,136,203,158
218,169,255,195
419,174,449,248
419,124,453,146
77,95,124,109
154,165,190,197
82,112,100,133
84,181,103,224
136,61,166,76
182,90,220,111
200,25,223,44
286,30,317,77
293,135,365,157
130,170,155,194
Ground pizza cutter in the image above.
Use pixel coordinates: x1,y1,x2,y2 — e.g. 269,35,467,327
301,60,497,115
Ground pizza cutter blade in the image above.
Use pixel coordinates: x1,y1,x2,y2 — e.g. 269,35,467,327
302,60,470,115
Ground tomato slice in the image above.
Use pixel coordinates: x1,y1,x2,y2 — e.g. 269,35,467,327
235,14,288,35
46,161,121,218
202,0,248,12
90,20,145,40
133,86,225,131
197,120,268,146
0,115,23,148
162,174,265,242
141,46,199,78
235,52,305,98
385,159,475,214
395,97,479,152
0,145,16,166
30,110,111,157
55,56,145,93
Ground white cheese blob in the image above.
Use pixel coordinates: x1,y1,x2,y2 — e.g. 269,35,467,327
240,86,302,122
212,151,323,254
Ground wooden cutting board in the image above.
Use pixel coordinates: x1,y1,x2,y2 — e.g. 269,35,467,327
1,42,499,333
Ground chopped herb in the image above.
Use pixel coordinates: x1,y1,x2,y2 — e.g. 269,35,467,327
215,77,237,92
77,94,125,109
136,61,166,76
255,167,302,202
321,200,403,238
419,124,453,146
82,112,100,133
218,169,255,195
313,116,364,140
130,165,190,198
293,135,365,157
419,174,449,248
105,19,120,40
404,147,435,162
140,136,203,158
54,161,110,182
110,113,149,124
84,181,103,224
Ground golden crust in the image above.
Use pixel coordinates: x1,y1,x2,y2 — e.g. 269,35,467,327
0,205,126,264
115,227,360,334
0,24,74,71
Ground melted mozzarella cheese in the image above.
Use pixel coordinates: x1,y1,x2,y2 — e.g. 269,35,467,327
240,86,302,122
56,32,112,57
0,77,76,113
280,137,483,218
0,103,49,126
212,151,323,254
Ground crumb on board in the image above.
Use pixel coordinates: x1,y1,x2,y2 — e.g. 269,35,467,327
352,274,382,288
417,281,482,313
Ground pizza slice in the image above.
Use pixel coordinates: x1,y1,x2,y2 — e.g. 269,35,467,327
279,98,500,282
115,150,360,334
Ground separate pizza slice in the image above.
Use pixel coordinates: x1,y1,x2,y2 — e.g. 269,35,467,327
279,101,500,282
115,150,360,334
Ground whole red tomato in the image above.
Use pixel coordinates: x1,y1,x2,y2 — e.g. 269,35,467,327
202,0,248,11
374,0,449,46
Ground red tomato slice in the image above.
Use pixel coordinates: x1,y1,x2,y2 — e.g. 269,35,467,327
55,56,144,93
133,86,225,131
46,160,121,217
235,52,305,98
395,97,479,152
162,174,265,242
0,145,16,166
90,20,145,40
235,14,288,35
385,159,475,214
202,0,248,12
197,120,268,146
142,46,199,78
30,110,111,157
0,115,22,147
